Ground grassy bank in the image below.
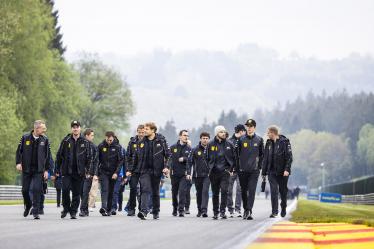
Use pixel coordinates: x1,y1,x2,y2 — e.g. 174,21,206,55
291,199,374,227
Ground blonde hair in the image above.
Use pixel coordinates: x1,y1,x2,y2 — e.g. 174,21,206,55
33,120,46,129
267,125,280,135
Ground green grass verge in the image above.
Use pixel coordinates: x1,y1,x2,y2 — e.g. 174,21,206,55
291,200,374,227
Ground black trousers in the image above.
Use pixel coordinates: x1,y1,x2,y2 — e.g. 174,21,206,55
268,173,289,214
238,171,260,213
185,180,192,209
56,188,61,207
171,175,188,212
128,173,141,211
194,176,210,213
209,171,230,215
80,177,93,213
100,174,116,211
139,173,161,214
22,172,43,213
62,174,83,214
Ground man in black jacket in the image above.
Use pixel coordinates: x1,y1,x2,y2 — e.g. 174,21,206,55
97,131,124,216
168,130,192,217
128,122,171,220
187,132,210,218
56,121,92,219
206,125,236,220
236,119,264,220
16,120,51,219
125,124,144,216
227,124,246,218
262,125,293,218
79,128,98,217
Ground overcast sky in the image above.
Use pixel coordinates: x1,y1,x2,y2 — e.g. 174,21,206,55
55,0,374,59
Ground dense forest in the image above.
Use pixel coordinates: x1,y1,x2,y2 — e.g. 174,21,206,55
160,91,374,188
0,1,134,184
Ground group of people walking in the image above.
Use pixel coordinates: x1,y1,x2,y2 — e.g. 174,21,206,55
16,118,293,220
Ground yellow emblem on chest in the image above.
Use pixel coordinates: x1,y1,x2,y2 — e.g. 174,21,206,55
243,142,248,148
198,151,202,156
173,148,178,153
140,143,144,148
103,148,107,152
25,141,31,146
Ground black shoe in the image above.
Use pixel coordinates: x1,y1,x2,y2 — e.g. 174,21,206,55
172,209,178,217
213,214,218,220
281,208,286,217
179,211,185,217
243,210,249,220
23,206,31,217
220,213,227,219
99,208,108,216
197,211,202,217
70,213,77,219
185,208,190,215
118,205,122,212
229,212,234,218
61,210,68,219
111,210,117,215
39,209,44,215
269,213,278,218
137,211,146,220
236,211,242,218
127,210,136,216
202,213,208,218
247,213,254,220
33,214,40,220
153,213,159,220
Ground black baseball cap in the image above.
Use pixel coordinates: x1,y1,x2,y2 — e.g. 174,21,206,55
245,119,256,127
234,124,246,133
71,120,81,127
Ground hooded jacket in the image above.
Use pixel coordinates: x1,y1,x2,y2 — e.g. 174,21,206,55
97,137,124,175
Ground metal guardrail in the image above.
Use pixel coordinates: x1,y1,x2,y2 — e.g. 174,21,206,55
0,185,57,200
342,193,374,205
0,185,175,201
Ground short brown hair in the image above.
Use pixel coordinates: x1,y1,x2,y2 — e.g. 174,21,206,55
105,131,115,137
144,122,157,132
84,128,94,136
137,124,145,130
200,132,210,139
267,125,280,135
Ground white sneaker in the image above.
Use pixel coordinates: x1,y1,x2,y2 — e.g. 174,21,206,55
89,208,94,212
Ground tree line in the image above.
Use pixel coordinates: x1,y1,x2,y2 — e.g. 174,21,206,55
0,1,134,184
160,90,374,188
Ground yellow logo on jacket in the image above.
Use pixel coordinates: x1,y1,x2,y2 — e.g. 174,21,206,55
140,143,144,148
25,141,30,146
243,142,248,148
198,151,202,156
211,146,217,151
133,144,137,148
173,148,178,153
103,148,107,152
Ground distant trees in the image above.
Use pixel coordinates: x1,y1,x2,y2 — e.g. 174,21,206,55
0,1,134,184
174,91,374,188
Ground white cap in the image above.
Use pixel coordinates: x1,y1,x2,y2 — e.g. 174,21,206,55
215,125,226,136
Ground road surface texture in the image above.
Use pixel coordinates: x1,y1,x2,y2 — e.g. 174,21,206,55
0,197,296,249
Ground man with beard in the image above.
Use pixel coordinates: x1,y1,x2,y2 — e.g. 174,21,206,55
206,126,236,220
56,121,92,219
129,122,170,220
